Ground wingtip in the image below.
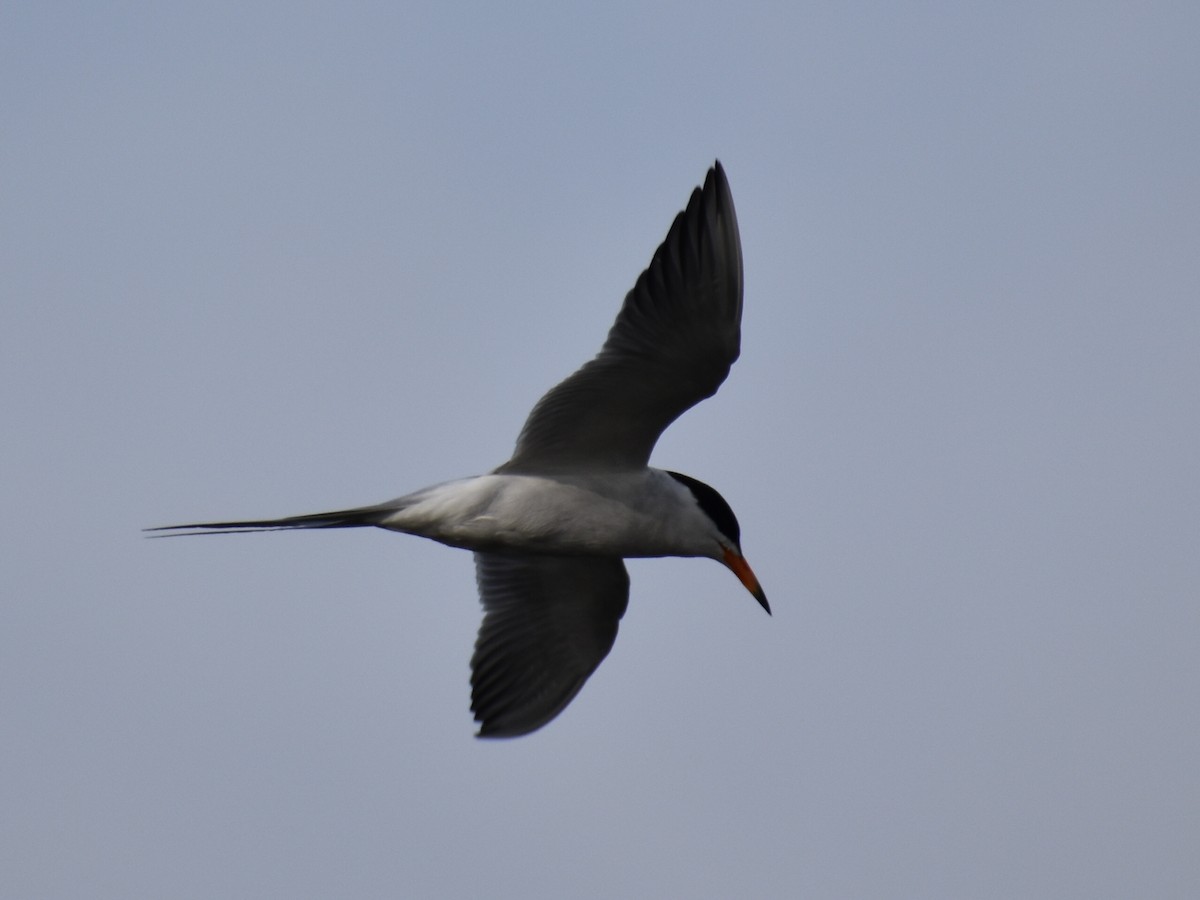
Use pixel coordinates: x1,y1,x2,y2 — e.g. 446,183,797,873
705,159,726,195
703,159,741,294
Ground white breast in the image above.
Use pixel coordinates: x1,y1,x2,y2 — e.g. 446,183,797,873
376,470,717,558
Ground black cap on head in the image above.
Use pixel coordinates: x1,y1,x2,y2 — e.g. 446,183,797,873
666,471,741,547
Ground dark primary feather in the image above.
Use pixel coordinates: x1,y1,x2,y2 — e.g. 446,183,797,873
499,161,743,473
471,554,630,737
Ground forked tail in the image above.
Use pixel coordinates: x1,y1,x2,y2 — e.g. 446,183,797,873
145,500,403,537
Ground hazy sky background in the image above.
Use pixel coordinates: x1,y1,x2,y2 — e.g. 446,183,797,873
3,3,1197,898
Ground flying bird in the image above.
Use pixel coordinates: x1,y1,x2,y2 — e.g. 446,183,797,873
151,161,768,737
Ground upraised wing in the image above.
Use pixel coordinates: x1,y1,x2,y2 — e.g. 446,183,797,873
499,161,743,473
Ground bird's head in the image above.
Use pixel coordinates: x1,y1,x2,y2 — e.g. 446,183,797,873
667,471,769,614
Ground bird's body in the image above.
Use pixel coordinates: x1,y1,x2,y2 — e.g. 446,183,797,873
391,469,728,557
179,470,723,558
152,161,768,737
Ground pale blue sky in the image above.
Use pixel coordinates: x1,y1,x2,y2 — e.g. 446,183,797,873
3,3,1198,898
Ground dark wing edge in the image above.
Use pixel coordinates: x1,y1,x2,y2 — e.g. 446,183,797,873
606,160,743,379
500,161,743,473
470,554,630,738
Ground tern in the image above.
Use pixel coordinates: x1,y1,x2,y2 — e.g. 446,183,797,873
151,161,768,737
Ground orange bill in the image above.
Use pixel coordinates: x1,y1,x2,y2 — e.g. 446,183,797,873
723,546,770,614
